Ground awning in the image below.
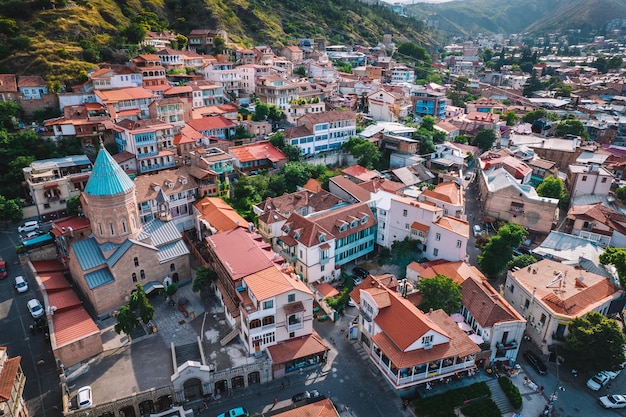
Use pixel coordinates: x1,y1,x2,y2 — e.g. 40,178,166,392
283,301,305,315
44,182,59,189
143,281,165,295
511,201,524,207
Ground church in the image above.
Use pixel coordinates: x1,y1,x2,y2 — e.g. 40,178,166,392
67,145,191,317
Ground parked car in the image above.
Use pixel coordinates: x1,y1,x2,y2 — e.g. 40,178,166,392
292,390,320,403
14,276,28,293
523,350,547,375
23,231,40,241
0,259,6,279
599,394,626,409
352,266,369,280
464,172,472,181
587,371,611,391
473,225,482,237
18,221,39,234
604,369,622,380
77,386,93,409
347,298,357,307
216,407,249,417
27,299,44,319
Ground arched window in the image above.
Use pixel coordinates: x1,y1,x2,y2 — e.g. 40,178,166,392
249,319,261,329
262,316,275,326
140,270,145,280
132,273,137,282
170,263,175,272
134,257,139,267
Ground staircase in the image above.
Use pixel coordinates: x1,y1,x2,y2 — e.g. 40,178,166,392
220,325,240,346
486,377,515,415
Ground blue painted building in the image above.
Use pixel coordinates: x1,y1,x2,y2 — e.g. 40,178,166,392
413,91,448,120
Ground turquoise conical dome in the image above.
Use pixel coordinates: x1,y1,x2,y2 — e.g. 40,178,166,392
85,146,135,197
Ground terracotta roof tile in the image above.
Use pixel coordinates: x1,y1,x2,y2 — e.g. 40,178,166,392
52,307,100,348
461,277,524,327
267,331,329,365
194,197,247,233
341,165,380,182
422,181,463,205
406,260,481,285
243,266,312,301
38,271,71,292
270,398,339,417
228,141,287,163
48,288,82,311
0,355,21,401
0,74,17,92
434,217,469,238
312,282,340,299
95,87,155,102
328,176,371,202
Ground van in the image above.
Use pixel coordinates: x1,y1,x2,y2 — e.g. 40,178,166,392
18,221,39,234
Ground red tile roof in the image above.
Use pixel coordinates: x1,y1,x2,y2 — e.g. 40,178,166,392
422,181,463,205
244,266,312,301
313,282,340,299
187,115,237,131
271,398,339,417
434,216,469,238
194,197,248,233
328,176,371,202
0,74,17,92
461,277,524,327
267,331,329,365
228,141,287,163
52,308,100,348
18,75,46,87
95,87,155,102
0,355,20,401
207,228,280,281
407,260,481,285
31,260,66,273
341,165,380,182
48,288,82,311
38,271,71,292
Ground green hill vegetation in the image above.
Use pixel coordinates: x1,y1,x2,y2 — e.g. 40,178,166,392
409,0,626,37
0,0,431,84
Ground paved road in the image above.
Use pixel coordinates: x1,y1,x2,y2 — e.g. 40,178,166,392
0,224,62,417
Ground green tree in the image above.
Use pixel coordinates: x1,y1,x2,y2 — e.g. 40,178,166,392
268,105,285,124
536,175,567,203
114,283,154,335
342,137,380,169
397,42,430,63
453,76,470,92
213,36,226,55
609,56,623,70
554,119,588,139
478,223,527,277
418,274,462,315
294,66,306,77
421,115,436,131
121,23,147,44
66,195,82,216
522,109,548,124
268,174,287,196
503,111,519,126
453,135,469,144
561,312,626,372
0,101,21,130
282,162,310,192
600,247,626,287
522,70,542,97
192,266,217,293
473,129,497,152
164,283,178,298
616,186,626,204
593,56,609,74
0,194,22,224
174,34,188,50
507,254,537,270
252,102,270,122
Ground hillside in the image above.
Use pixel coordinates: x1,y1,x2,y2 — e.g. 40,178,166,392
408,0,626,37
0,0,432,83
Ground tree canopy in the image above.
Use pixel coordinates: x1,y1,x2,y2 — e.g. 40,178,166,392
418,274,462,315
522,109,548,124
599,247,626,287
554,119,589,139
473,129,497,152
536,175,567,202
522,70,542,97
561,312,626,372
478,223,527,277
342,137,381,169
616,186,626,205
0,194,22,224
114,283,154,336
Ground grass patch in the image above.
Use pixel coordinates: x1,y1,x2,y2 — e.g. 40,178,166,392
498,376,523,409
413,382,491,417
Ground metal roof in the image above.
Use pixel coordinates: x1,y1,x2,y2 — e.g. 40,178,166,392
72,238,106,271
158,240,190,263
139,219,182,247
85,147,135,197
84,268,115,290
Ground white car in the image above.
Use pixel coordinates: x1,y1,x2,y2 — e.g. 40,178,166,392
77,386,93,409
599,394,626,409
473,225,482,237
604,369,622,380
18,221,39,234
27,299,44,319
14,276,28,293
587,371,611,391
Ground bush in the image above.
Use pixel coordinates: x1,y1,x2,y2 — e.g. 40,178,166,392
413,382,491,417
498,376,523,409
462,398,501,417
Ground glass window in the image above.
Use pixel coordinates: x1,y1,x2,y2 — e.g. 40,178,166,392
263,300,274,310
132,273,137,282
435,233,441,241
288,294,295,303
134,257,139,267
140,270,145,280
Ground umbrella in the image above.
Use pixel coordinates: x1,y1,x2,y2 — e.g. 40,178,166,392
469,334,484,344
450,313,465,323
457,322,472,332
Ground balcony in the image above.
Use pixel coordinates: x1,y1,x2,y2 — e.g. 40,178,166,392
496,341,518,350
320,257,330,265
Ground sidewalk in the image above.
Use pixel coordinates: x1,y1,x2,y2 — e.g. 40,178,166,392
509,369,551,417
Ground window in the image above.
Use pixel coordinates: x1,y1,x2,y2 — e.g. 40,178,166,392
109,223,114,235
288,293,295,303
321,265,325,271
405,223,410,230
262,316,275,326
132,273,137,282
582,175,588,181
122,221,127,233
524,299,530,309
361,215,368,224
134,257,139,267
433,248,438,256
403,209,408,217
249,319,261,329
140,270,146,280
170,263,175,272
539,314,546,326
263,300,274,310
422,335,433,345
456,240,462,248
601,177,607,183
435,233,441,241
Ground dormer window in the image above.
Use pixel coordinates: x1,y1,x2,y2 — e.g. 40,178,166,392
293,231,300,239
339,224,347,232
351,219,358,228
284,225,290,233
361,215,368,224
319,233,325,242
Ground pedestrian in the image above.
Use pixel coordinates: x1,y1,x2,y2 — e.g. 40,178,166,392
273,397,278,407
202,400,207,410
539,386,544,394
279,381,285,390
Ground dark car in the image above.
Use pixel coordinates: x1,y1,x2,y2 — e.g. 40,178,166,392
523,350,547,375
353,266,369,279
292,390,320,403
